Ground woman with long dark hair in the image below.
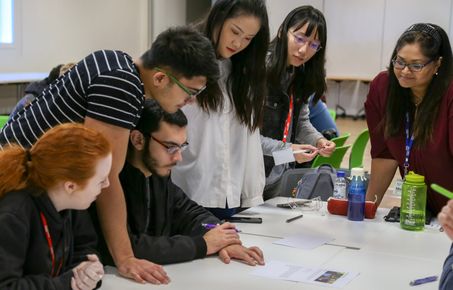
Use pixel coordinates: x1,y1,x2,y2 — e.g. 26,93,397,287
172,0,270,219
261,5,336,199
365,23,453,215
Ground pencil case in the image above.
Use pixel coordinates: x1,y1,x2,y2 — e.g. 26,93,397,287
327,197,377,219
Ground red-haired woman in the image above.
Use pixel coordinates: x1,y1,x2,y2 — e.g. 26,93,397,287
0,123,112,290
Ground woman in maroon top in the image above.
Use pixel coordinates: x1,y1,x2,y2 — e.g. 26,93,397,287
365,23,453,215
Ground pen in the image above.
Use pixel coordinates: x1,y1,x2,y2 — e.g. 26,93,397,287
409,275,438,286
201,223,241,232
431,183,453,199
286,214,303,223
293,149,316,154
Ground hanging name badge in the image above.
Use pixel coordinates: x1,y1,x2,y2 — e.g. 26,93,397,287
394,179,403,196
272,148,295,166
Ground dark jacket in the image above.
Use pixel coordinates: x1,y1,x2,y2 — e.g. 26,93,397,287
8,80,50,122
262,68,306,176
440,244,453,290
24,79,50,96
0,189,99,290
96,162,220,265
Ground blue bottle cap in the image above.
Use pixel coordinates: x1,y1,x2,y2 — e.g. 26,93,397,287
337,170,345,177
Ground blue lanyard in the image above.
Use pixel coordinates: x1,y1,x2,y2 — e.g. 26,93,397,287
404,112,415,177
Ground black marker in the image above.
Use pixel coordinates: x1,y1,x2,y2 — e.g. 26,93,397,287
286,214,303,223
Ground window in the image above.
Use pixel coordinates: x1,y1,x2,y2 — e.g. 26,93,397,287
0,0,14,45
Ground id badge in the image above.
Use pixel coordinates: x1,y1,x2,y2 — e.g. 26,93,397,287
272,148,295,166
394,179,403,196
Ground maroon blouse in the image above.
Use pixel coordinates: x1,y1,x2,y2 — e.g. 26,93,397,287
365,71,453,215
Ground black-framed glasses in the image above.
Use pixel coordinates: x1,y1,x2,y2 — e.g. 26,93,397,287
150,135,189,155
289,31,322,52
155,67,206,99
392,58,433,72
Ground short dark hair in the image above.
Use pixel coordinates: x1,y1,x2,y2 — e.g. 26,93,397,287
135,99,187,135
198,0,270,131
46,64,63,84
385,23,453,146
140,26,222,112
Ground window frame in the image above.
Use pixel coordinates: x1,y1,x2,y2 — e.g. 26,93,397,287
0,0,18,48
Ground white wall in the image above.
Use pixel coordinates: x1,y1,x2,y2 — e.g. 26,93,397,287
266,0,323,39
380,0,452,71
0,0,149,73
2,0,453,81
267,0,453,80
151,0,187,41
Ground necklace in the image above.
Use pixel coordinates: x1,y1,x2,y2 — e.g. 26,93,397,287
412,96,423,107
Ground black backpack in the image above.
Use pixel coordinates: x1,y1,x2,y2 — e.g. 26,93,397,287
295,164,336,201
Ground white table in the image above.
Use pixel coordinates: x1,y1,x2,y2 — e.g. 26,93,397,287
101,197,451,289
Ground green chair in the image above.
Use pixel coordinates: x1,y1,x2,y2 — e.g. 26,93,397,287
330,132,351,147
349,129,370,169
0,115,8,129
328,108,336,121
311,144,351,169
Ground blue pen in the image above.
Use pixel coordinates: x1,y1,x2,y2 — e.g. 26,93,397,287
409,275,438,286
201,223,241,232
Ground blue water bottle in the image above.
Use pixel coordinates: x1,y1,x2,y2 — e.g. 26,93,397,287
347,168,366,221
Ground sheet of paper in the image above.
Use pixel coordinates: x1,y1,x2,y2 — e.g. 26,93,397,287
272,148,295,166
252,260,359,288
273,233,334,250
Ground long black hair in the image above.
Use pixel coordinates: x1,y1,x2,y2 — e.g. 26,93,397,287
267,5,327,104
198,0,270,132
385,23,453,147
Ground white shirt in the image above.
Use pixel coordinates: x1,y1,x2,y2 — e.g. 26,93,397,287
171,59,265,208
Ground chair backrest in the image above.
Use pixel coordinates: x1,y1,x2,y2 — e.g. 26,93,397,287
328,108,336,121
330,132,351,147
349,129,370,169
0,115,8,129
311,144,351,169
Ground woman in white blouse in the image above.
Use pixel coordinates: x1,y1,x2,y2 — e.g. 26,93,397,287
171,0,270,219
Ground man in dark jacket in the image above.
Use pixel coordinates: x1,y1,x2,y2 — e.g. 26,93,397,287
99,99,265,266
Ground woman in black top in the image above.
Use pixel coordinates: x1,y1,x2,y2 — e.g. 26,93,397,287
0,123,112,290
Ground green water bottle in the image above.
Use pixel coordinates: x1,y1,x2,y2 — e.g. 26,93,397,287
400,171,427,231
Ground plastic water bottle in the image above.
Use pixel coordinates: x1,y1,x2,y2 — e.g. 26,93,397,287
333,170,347,199
347,168,366,221
400,171,427,231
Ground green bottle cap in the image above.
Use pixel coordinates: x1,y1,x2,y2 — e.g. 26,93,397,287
405,171,425,183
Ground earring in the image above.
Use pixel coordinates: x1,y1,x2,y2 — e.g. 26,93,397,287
435,72,439,75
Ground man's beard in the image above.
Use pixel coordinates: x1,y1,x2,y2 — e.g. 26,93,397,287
143,141,176,177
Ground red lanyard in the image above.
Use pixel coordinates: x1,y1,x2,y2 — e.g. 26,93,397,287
282,94,294,143
39,212,63,277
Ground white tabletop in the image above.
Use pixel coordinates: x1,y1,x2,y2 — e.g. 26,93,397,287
101,197,451,290
0,72,48,84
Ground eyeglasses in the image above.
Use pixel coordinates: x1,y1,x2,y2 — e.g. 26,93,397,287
150,135,189,155
289,31,322,52
392,58,433,72
155,67,206,99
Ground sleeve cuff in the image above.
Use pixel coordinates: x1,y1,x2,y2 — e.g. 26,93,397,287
192,236,208,259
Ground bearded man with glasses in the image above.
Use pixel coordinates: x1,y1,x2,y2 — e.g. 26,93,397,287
92,100,265,269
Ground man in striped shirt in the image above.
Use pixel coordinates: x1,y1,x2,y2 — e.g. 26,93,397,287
0,26,221,285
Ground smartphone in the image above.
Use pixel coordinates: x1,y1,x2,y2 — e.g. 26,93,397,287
276,200,311,208
224,216,263,224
